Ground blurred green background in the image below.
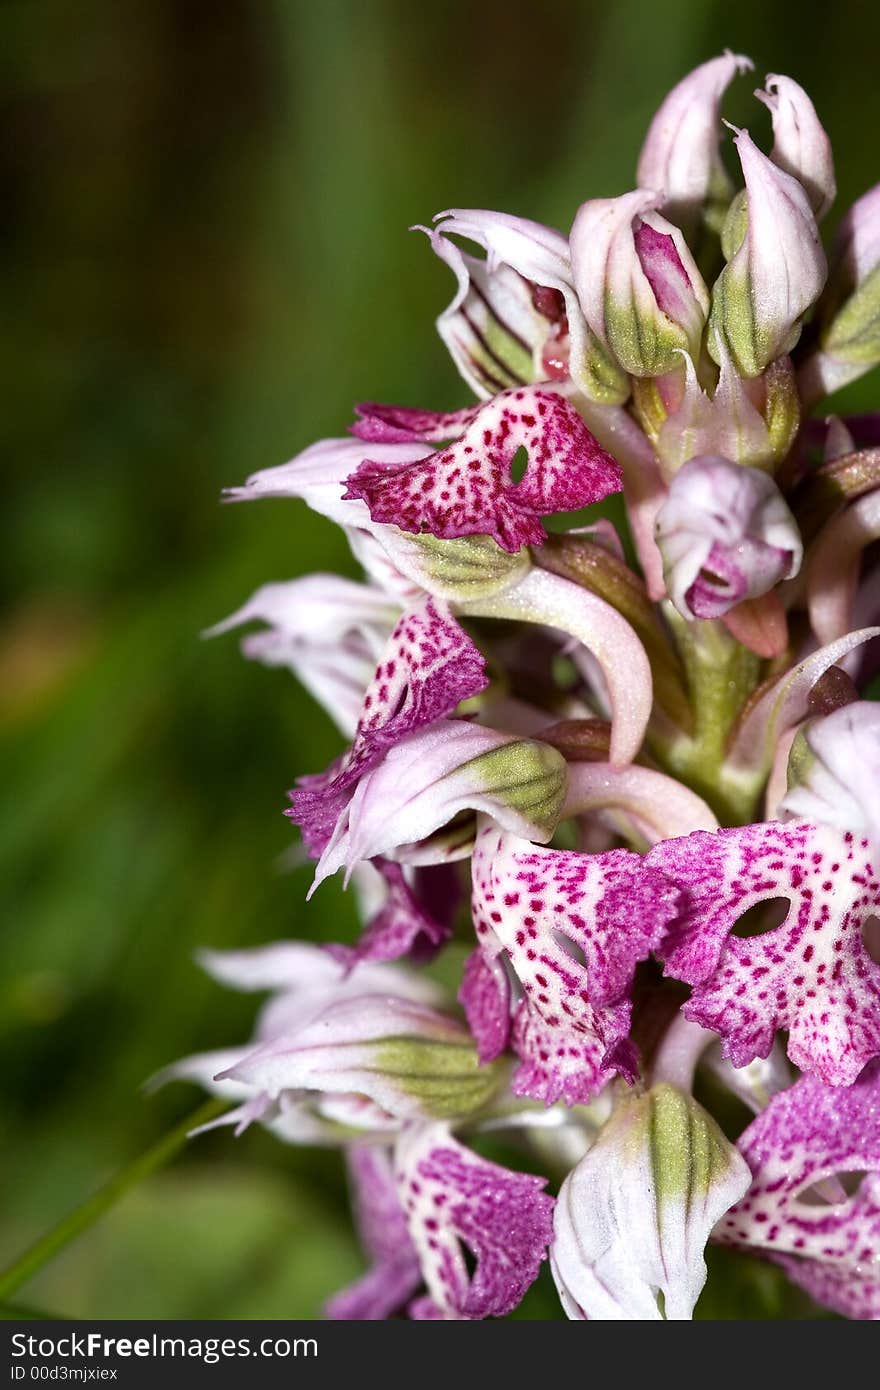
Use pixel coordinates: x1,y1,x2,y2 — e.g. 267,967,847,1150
2,0,877,1319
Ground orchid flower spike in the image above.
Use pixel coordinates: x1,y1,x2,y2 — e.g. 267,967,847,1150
192,54,880,1322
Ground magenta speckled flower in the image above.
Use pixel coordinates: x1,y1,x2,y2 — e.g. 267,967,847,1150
469,818,680,1103
344,388,622,553
287,595,488,855
394,1123,555,1319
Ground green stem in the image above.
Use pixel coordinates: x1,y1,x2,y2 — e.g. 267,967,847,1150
0,1098,228,1300
656,613,761,823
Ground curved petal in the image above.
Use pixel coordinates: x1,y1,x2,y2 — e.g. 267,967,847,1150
219,994,498,1124
470,818,680,1103
756,73,836,219
562,761,718,842
223,436,432,527
288,596,488,855
727,627,880,778
458,948,511,1064
570,191,708,376
420,210,582,398
551,1085,750,1320
656,455,802,620
327,860,454,969
781,702,880,848
461,567,653,765
807,490,880,644
325,1144,422,1320
711,128,826,377
636,52,754,230
312,720,567,888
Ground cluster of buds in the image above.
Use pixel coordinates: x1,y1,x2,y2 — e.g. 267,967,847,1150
165,54,880,1319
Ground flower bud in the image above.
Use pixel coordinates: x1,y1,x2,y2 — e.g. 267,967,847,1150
816,183,880,387
550,1084,750,1319
756,74,836,219
636,51,754,234
313,720,568,888
655,347,800,477
655,455,803,619
369,529,532,605
781,701,880,847
570,192,709,378
220,995,506,1124
709,128,826,377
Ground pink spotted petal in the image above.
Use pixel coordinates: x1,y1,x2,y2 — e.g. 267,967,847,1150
470,819,680,1103
472,822,680,1009
394,1123,554,1319
343,389,622,554
648,820,880,1085
458,949,511,1064
772,1256,880,1321
510,1002,630,1106
325,1144,422,1320
288,596,487,855
716,1065,880,1319
327,860,454,970
352,401,482,443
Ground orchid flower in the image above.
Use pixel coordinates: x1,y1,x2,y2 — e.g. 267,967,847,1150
421,209,628,405
181,53,880,1320
716,1065,880,1319
655,454,803,620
